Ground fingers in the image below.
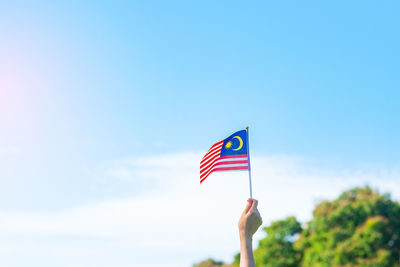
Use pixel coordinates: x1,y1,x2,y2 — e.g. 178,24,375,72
243,198,259,216
250,199,258,213
242,199,252,215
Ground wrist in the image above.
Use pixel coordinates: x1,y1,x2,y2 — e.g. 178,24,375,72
239,231,252,243
239,232,253,258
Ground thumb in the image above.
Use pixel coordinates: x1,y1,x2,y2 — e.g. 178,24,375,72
242,198,253,215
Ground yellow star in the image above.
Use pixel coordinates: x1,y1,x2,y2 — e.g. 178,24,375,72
225,141,232,149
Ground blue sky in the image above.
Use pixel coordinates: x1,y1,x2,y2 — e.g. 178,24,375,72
1,1,400,266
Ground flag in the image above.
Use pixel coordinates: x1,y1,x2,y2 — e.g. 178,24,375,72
200,129,249,184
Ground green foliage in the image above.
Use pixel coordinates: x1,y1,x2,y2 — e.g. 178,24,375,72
296,186,400,267
232,253,240,267
192,258,232,267
196,186,400,267
254,216,302,267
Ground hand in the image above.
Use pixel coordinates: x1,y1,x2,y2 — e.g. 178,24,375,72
238,198,262,240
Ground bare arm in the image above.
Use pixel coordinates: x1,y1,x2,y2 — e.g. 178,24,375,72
238,199,262,267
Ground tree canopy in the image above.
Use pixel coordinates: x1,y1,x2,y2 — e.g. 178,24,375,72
194,186,400,267
297,186,400,266
192,258,231,267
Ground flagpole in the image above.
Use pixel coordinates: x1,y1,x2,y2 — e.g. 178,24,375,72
246,126,253,198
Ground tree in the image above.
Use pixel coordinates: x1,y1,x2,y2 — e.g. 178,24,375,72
296,186,400,266
192,258,232,267
254,216,302,267
195,186,400,267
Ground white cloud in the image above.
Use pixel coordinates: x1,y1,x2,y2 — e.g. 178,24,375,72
1,153,400,267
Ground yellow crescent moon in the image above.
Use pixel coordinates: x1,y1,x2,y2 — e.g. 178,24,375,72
232,136,243,151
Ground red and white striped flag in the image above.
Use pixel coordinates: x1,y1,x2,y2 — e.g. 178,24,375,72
200,130,249,184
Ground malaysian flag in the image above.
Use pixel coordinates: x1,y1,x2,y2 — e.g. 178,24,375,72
200,129,250,184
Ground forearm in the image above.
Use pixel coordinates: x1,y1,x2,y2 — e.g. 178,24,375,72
239,234,255,267
238,199,261,267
